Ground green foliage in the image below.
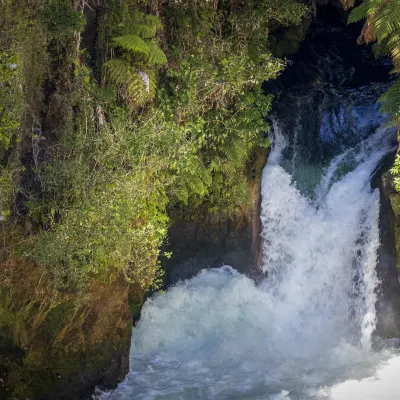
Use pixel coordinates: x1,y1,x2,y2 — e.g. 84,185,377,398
0,2,27,218
350,1,400,198
0,53,21,156
347,2,371,23
24,68,168,290
112,35,149,54
379,76,400,119
41,0,85,47
0,168,15,218
349,0,400,125
1,0,308,292
391,154,400,192
156,0,302,214
0,52,22,221
105,7,166,107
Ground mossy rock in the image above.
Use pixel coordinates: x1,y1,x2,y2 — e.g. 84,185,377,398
0,260,138,399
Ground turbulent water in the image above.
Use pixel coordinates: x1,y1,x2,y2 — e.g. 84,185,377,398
98,87,400,399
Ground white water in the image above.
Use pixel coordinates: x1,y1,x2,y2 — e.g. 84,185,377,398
98,124,400,399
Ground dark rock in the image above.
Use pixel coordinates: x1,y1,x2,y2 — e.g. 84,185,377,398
374,171,400,338
165,216,261,284
269,17,312,58
0,261,141,400
164,149,268,285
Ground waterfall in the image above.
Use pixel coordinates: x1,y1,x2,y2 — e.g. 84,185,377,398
260,123,393,355
98,79,400,399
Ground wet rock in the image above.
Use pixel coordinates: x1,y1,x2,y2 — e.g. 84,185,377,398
165,149,267,285
0,261,141,399
374,171,400,338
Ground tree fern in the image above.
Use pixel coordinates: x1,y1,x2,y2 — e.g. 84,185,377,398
111,35,149,56
373,41,389,58
104,58,132,85
146,42,168,66
105,58,148,105
105,8,167,108
124,13,163,39
349,0,400,123
348,1,374,23
126,72,147,101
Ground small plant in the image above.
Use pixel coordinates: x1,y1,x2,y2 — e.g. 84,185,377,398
105,9,167,107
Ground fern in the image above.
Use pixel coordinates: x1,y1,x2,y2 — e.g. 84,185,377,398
379,76,400,125
348,1,373,23
146,42,168,66
131,24,157,39
104,58,132,85
105,58,148,106
111,35,167,67
372,41,389,58
111,35,149,56
349,0,400,121
124,13,163,38
105,8,167,108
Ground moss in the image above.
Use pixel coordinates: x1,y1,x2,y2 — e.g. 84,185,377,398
128,284,145,322
390,193,400,216
7,336,130,399
0,261,132,399
41,0,85,46
390,193,400,270
40,301,77,339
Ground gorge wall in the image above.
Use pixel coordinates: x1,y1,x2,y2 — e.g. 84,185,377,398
2,1,400,399
0,260,143,399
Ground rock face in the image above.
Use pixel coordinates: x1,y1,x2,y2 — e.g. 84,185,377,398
0,261,138,399
375,171,400,338
165,149,267,285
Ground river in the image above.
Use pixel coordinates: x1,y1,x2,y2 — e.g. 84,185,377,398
97,71,400,398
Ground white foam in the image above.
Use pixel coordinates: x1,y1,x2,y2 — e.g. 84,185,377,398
260,125,391,354
98,124,397,399
327,355,400,399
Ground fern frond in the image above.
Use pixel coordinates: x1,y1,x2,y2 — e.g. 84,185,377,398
379,77,400,125
146,42,168,66
389,43,400,71
374,2,400,42
104,58,131,85
143,14,163,31
121,12,163,39
105,58,150,106
105,8,165,108
348,1,371,23
127,72,147,99
372,41,389,58
349,0,400,123
106,3,129,29
112,35,149,56
132,24,158,39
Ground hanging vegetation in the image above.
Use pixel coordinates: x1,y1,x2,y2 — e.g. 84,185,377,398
0,0,309,291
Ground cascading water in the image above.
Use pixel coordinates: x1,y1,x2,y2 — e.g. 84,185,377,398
97,76,400,399
95,8,400,398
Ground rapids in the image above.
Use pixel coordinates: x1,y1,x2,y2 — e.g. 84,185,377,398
95,5,400,398
98,106,400,399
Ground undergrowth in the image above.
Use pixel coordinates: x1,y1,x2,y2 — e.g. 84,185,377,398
0,0,309,291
